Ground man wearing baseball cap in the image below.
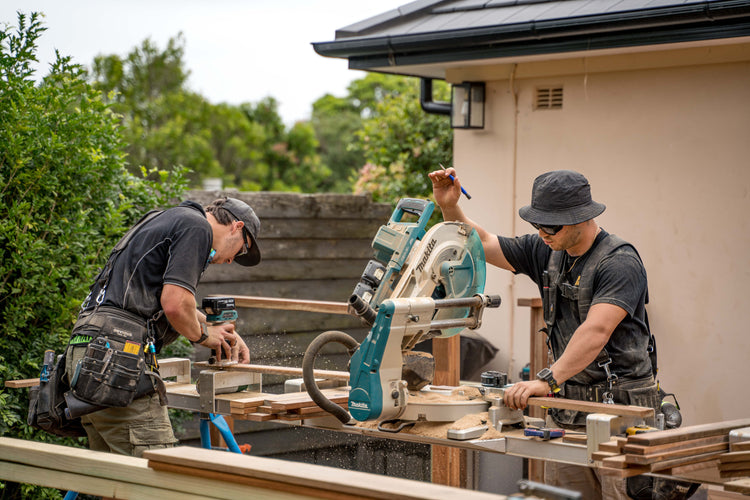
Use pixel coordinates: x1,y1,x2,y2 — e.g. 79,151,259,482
430,169,659,499
61,196,262,459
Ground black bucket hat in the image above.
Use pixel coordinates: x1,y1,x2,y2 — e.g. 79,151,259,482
519,170,606,226
222,197,261,267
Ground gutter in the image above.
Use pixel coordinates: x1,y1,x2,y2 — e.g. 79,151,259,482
313,1,750,62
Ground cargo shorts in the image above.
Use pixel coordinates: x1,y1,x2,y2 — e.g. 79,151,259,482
66,344,178,458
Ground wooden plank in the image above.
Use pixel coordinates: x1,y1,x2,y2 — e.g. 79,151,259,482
0,437,284,500
229,295,350,315
623,434,728,455
4,378,39,388
626,418,750,447
724,478,750,495
649,451,726,472
721,451,750,463
719,462,750,472
527,397,654,418
625,442,728,465
431,335,466,488
731,442,750,452
244,412,277,422
598,439,625,453
592,451,621,461
563,434,588,445
192,362,350,381
270,392,348,411
143,446,504,500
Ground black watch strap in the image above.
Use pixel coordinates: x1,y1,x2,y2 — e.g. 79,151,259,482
192,324,209,345
536,367,561,394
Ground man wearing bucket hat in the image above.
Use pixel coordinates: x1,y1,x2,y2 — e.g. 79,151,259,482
430,168,660,499
61,196,261,458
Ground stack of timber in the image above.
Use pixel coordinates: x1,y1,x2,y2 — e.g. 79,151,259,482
592,418,750,493
719,437,750,479
230,388,349,422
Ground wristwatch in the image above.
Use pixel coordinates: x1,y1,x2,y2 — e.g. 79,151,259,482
192,323,209,345
536,367,561,394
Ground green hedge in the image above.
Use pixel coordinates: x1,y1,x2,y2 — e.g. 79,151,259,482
0,13,186,499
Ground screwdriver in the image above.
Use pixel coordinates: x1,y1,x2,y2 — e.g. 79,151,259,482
439,163,472,199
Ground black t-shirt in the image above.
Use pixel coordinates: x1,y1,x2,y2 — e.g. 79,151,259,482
81,201,212,320
498,229,653,384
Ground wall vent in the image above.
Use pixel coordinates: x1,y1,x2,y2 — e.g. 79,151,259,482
535,86,563,109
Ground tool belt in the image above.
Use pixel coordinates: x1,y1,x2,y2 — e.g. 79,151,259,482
551,376,659,427
67,307,166,413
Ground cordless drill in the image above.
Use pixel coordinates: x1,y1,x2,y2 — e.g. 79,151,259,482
201,297,238,364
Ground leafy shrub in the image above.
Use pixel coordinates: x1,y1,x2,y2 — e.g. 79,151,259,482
0,12,186,498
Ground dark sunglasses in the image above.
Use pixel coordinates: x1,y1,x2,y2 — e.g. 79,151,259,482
531,222,564,235
235,225,250,258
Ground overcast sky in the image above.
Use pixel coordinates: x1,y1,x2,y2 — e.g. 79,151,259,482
1,0,407,125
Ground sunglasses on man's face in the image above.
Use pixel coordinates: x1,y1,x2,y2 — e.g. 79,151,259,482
531,223,564,236
235,225,250,258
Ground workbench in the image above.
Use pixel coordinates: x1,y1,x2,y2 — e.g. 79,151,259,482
158,358,750,497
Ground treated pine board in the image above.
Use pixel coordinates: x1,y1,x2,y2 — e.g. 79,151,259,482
723,478,750,494
592,451,621,461
563,433,588,445
626,418,750,447
598,438,626,453
229,295,350,315
721,451,750,463
269,392,348,411
720,469,750,479
623,434,728,455
731,442,750,452
192,362,350,381
143,446,505,500
597,465,650,478
148,461,355,500
4,378,39,388
0,438,277,500
601,455,630,469
649,451,726,472
719,461,750,471
625,442,729,465
244,412,278,422
527,397,654,417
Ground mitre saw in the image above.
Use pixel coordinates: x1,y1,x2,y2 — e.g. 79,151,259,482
303,198,516,429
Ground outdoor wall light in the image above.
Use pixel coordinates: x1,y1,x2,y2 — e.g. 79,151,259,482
451,82,485,129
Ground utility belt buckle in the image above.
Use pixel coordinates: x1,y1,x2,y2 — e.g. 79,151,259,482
597,358,618,404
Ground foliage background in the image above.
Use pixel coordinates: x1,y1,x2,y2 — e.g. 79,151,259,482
0,11,452,499
0,14,187,499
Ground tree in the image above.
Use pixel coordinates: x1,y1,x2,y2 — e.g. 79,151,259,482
311,73,415,193
351,78,453,206
90,37,329,193
0,13,186,498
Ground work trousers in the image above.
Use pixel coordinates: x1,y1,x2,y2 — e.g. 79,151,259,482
66,344,178,458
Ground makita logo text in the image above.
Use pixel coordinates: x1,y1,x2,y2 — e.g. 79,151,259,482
416,239,437,273
350,401,369,409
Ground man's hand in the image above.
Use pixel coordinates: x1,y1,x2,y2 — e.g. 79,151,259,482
428,166,462,210
201,322,250,364
503,380,551,410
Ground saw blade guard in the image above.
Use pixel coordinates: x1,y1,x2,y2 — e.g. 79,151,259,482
432,224,486,338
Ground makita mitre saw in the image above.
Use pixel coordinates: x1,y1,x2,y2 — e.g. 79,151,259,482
303,198,501,425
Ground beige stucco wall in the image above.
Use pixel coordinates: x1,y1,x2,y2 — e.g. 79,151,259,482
450,48,750,426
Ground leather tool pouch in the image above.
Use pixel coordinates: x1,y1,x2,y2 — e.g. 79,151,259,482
70,307,148,408
28,350,86,437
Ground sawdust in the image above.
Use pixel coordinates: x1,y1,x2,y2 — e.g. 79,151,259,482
355,410,504,441
407,385,483,403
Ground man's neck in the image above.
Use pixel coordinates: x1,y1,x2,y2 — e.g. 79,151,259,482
566,222,600,257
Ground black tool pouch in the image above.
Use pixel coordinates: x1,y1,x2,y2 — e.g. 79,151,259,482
28,351,86,437
70,307,148,408
72,336,145,407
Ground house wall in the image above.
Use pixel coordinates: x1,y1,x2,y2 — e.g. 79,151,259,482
450,49,750,426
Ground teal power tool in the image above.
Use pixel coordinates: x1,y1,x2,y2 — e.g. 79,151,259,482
202,296,238,364
303,198,500,425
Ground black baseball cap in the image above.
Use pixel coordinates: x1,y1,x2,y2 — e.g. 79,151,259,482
519,170,606,226
222,197,261,267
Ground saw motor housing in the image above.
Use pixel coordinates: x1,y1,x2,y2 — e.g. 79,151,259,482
346,198,493,422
